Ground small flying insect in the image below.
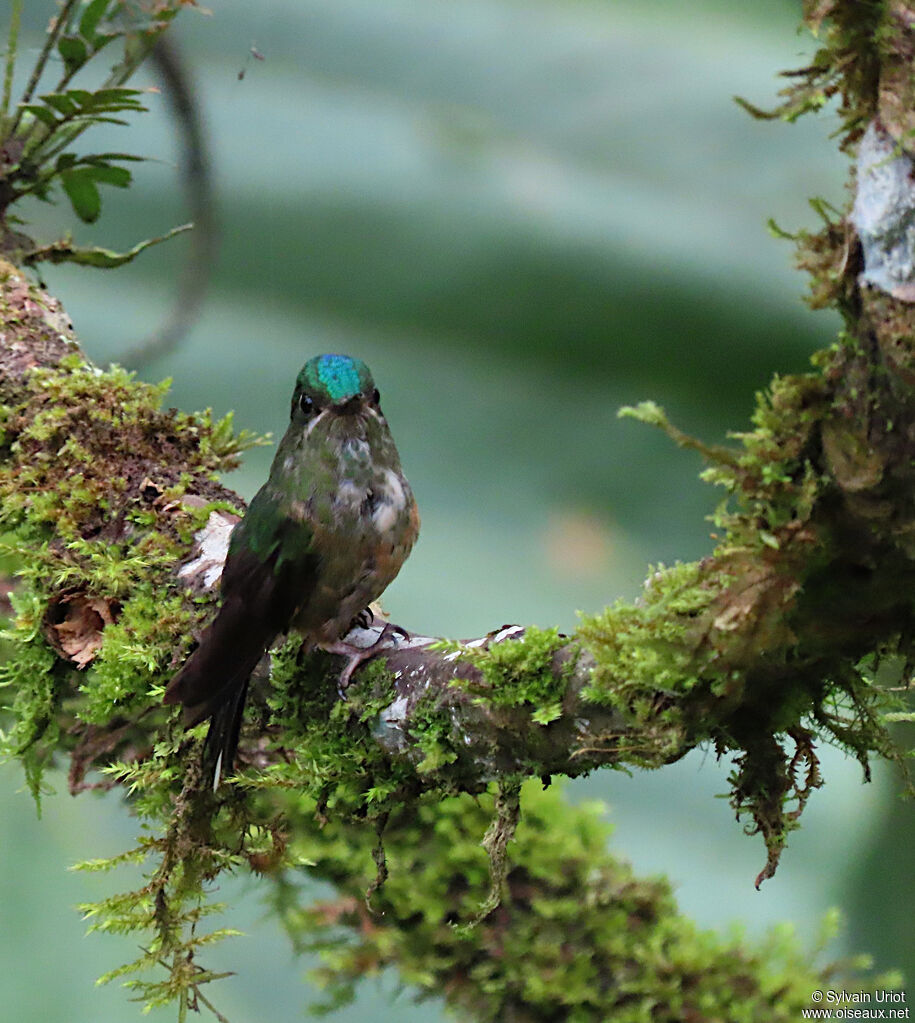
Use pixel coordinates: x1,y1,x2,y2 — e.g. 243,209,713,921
238,44,266,81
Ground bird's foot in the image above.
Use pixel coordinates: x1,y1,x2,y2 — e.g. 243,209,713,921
377,620,409,643
325,622,410,699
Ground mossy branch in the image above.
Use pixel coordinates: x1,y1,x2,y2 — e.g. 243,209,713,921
0,237,904,1012
1,268,906,874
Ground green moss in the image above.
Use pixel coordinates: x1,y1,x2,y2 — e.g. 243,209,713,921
257,641,419,818
0,358,265,804
269,779,888,1021
73,757,246,1014
582,366,910,876
0,594,60,807
441,626,572,722
0,288,902,1016
578,561,723,709
81,588,192,724
734,3,882,150
0,363,224,546
409,691,461,774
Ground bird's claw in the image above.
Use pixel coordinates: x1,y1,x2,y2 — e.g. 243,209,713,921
370,620,410,648
383,622,410,642
351,606,375,630
328,622,410,700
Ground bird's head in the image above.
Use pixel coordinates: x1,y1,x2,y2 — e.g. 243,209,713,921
290,353,384,438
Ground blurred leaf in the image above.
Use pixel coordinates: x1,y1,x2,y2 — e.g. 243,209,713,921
20,103,56,127
50,152,141,220
57,35,89,77
61,168,101,222
79,0,114,44
23,223,192,268
23,87,146,133
66,151,146,166
76,88,146,113
42,92,80,116
85,163,132,188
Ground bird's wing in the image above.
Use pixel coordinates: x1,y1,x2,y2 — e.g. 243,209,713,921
163,487,319,727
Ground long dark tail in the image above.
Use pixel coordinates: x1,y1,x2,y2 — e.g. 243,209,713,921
202,676,250,789
164,593,274,785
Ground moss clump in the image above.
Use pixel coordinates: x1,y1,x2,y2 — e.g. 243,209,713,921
701,372,827,548
442,626,573,727
583,371,910,881
260,641,418,814
734,3,883,150
270,779,888,1021
0,357,257,537
407,687,462,774
578,560,724,709
0,357,264,798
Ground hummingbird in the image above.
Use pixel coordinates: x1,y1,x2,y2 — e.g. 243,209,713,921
163,353,419,784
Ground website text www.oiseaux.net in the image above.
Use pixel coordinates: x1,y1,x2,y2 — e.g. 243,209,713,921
801,989,908,1020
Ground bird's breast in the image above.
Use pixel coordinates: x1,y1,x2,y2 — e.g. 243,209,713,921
290,450,418,642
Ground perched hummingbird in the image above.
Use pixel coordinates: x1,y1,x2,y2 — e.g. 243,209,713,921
164,353,419,784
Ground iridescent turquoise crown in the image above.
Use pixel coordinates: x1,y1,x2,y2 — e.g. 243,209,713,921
298,354,374,404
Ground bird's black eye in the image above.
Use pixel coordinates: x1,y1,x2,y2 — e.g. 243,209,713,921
299,392,315,416
371,388,380,406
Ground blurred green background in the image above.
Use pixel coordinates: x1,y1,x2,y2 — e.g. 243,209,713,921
3,1,913,1020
